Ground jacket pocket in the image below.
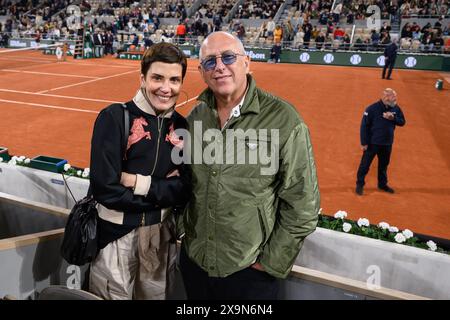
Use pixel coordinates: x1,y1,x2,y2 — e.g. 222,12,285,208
257,206,269,246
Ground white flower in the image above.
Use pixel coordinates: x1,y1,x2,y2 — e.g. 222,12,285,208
19,156,26,161
389,226,399,233
84,168,90,174
357,218,370,228
378,222,390,230
402,229,414,239
342,222,352,233
318,208,322,215
11,156,18,161
394,233,407,243
76,170,82,176
8,159,17,165
24,158,30,164
426,240,437,252
82,171,89,178
64,163,71,171
16,157,23,163
334,210,348,219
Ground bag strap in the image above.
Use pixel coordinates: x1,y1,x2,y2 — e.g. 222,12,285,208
63,103,130,202
122,103,129,157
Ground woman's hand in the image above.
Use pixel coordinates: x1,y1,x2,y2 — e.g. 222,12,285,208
166,169,180,178
121,172,136,189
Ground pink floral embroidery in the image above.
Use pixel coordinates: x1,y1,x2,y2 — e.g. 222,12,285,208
127,117,151,151
165,123,184,149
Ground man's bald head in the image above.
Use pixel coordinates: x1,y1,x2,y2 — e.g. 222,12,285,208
382,88,397,107
199,31,246,61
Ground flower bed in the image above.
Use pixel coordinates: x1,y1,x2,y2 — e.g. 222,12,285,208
318,209,447,254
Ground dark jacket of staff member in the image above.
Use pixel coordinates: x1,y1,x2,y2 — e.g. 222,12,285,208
382,40,398,80
356,88,405,195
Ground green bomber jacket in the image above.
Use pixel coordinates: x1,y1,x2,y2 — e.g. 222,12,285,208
181,75,320,279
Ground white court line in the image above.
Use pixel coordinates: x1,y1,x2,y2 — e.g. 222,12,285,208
0,98,99,114
0,95,199,115
35,68,200,94
0,56,56,63
37,69,139,94
1,69,100,79
0,88,121,104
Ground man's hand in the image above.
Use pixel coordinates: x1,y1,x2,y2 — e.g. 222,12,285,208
251,262,265,272
120,172,136,189
361,145,368,151
383,112,395,120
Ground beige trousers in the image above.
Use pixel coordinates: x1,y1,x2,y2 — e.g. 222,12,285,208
89,216,177,300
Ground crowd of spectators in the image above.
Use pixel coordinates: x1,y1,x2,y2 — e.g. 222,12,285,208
234,0,283,19
1,0,449,53
400,0,449,17
400,18,450,52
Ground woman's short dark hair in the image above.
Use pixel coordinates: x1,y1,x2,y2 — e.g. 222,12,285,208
141,42,187,80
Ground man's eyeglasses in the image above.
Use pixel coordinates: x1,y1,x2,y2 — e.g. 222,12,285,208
200,51,246,71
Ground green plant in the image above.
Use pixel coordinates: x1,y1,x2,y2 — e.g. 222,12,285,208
318,210,447,254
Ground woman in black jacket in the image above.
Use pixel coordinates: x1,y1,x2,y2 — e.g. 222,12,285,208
89,42,190,300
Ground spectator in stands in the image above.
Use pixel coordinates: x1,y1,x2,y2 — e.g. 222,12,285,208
382,38,398,80
421,33,434,52
371,29,381,50
131,33,139,48
213,13,222,32
342,33,351,50
444,37,450,53
316,31,325,50
443,23,450,36
433,32,444,53
333,26,345,40
179,31,320,300
267,16,275,37
302,19,313,48
319,9,329,25
237,23,246,41
89,42,190,300
332,1,343,23
104,30,114,55
259,21,268,38
356,88,406,196
0,32,9,48
269,41,282,63
176,20,187,44
311,25,319,39
380,22,391,35
274,25,283,44
434,17,443,30
346,11,354,24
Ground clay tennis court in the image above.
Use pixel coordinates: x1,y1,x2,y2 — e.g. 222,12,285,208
1,48,449,240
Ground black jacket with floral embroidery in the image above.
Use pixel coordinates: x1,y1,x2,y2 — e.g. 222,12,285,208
89,98,190,248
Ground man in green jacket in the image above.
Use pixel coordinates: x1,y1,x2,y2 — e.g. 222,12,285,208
179,31,320,299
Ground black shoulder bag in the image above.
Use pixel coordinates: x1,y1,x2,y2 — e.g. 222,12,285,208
60,104,129,266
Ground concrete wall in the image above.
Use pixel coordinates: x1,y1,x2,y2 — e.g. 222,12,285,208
296,227,450,299
1,163,449,299
0,162,88,209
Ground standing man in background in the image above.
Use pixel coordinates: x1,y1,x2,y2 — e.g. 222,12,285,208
382,38,398,80
356,88,406,196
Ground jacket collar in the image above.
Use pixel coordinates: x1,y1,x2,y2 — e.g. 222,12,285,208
197,74,260,115
133,87,174,118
